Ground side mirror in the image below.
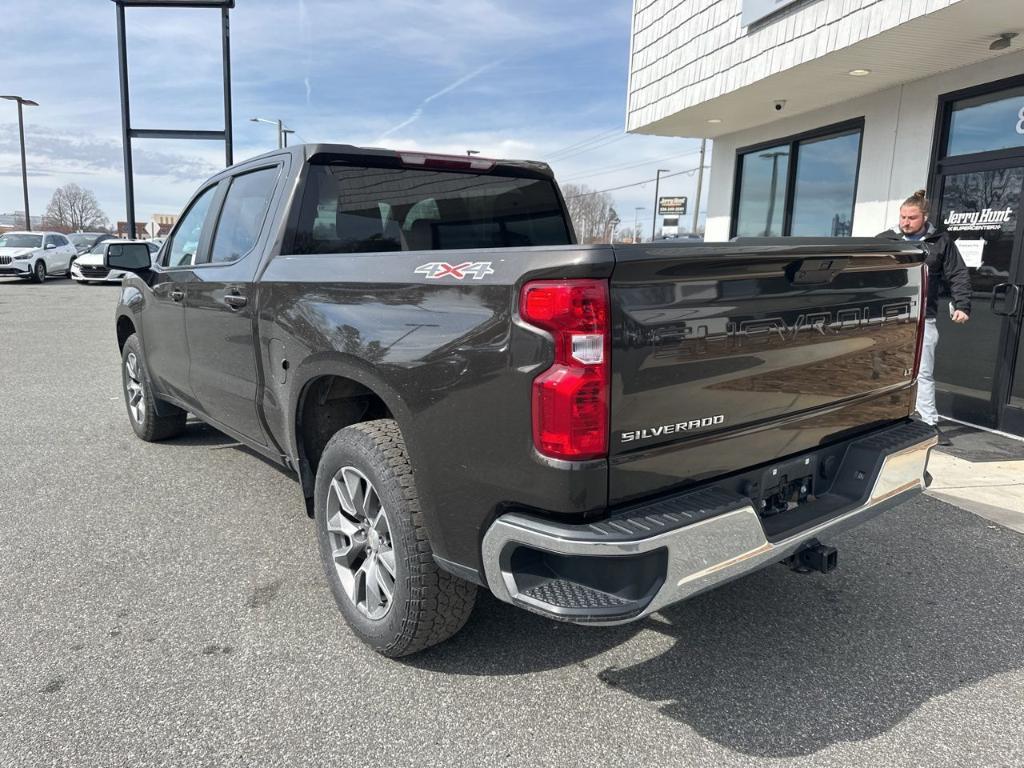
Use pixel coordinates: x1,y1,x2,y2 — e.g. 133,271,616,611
45,243,56,250
106,243,152,272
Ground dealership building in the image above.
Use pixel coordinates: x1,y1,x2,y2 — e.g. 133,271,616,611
628,0,1024,436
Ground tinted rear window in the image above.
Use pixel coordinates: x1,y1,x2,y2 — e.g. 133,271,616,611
292,163,571,254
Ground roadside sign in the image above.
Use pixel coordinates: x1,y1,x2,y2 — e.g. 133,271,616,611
659,196,687,215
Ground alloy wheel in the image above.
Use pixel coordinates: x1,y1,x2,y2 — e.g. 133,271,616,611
124,352,146,424
325,466,397,620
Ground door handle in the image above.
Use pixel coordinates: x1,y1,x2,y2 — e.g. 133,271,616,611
169,289,185,302
990,283,1022,317
224,293,248,310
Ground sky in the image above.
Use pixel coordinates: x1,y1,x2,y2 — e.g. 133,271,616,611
4,0,709,235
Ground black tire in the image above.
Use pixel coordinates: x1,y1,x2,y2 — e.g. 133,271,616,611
65,257,75,278
121,334,187,441
32,260,46,283
314,419,477,657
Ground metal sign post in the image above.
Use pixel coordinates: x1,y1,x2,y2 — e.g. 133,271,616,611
113,0,235,239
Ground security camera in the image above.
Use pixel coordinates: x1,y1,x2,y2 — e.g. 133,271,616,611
773,100,787,112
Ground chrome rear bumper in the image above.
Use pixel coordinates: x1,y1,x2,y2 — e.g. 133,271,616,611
481,422,936,625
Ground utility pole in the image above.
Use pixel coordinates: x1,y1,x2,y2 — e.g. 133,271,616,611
692,138,706,235
1,96,38,231
651,169,669,242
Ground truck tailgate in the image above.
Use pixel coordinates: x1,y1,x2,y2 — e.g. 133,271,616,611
609,240,926,505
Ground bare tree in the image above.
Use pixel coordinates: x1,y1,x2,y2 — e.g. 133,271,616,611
561,183,619,244
43,184,109,232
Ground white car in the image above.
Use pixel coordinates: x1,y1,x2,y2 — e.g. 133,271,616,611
0,231,78,282
70,239,160,284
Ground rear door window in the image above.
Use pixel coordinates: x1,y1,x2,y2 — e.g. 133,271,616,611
292,163,571,254
207,166,280,264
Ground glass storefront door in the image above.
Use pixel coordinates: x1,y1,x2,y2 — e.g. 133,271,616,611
930,75,1024,435
933,165,1024,431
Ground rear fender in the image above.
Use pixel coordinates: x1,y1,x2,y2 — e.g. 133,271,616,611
288,353,412,482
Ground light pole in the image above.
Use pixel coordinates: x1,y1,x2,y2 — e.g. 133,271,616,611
466,150,480,157
1,95,38,231
634,206,644,244
250,116,289,149
651,169,670,242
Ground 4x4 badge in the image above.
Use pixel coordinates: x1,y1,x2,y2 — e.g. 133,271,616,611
415,261,494,280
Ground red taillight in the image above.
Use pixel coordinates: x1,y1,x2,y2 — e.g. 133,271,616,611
912,263,929,379
520,279,610,461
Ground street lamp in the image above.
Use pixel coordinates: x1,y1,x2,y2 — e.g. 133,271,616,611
1,95,39,231
466,150,480,157
250,116,291,149
651,169,670,242
634,206,645,244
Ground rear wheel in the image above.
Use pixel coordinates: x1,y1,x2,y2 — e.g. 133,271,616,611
315,419,476,657
121,334,187,441
32,260,45,283
65,257,76,278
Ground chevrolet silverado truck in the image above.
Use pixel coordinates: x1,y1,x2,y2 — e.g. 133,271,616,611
107,144,935,657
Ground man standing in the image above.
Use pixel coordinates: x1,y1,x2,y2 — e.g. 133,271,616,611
878,189,971,446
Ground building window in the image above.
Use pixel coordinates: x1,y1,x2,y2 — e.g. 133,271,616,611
946,85,1024,157
735,144,789,237
733,121,862,238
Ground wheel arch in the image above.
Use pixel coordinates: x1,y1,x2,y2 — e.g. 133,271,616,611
288,354,412,510
116,313,137,352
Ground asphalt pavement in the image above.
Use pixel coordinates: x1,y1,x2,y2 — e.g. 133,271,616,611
1,277,1023,768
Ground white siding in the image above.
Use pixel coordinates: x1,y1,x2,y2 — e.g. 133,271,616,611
627,0,963,132
703,50,1024,241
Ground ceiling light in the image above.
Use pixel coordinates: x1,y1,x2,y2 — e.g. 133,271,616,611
990,32,1018,51
848,69,871,77
707,118,723,124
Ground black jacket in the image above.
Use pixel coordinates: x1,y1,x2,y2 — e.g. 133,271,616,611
877,223,972,319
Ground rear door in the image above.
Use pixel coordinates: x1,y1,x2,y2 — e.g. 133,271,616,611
184,161,285,445
608,240,926,504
